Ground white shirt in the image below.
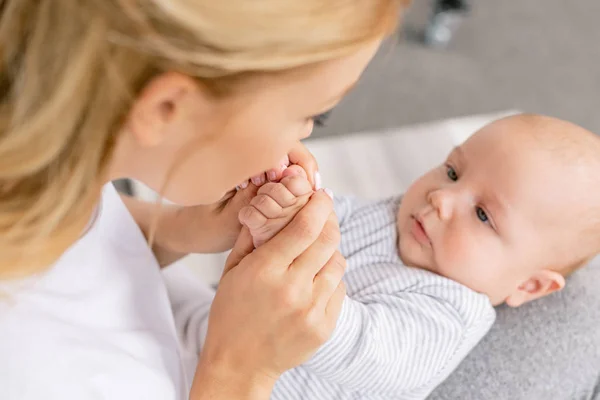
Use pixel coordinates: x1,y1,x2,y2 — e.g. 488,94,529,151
0,185,186,399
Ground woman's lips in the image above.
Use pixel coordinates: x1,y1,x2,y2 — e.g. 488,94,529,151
410,216,431,246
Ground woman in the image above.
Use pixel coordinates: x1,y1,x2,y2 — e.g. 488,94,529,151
0,1,407,399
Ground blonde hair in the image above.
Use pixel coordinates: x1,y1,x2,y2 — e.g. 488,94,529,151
0,0,407,277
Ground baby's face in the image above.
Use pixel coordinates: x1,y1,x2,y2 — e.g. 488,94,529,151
397,117,585,305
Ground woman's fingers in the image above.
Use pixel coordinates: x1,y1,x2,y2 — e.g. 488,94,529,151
289,211,340,279
325,281,346,326
222,226,255,276
208,185,343,382
253,189,333,268
312,251,347,327
312,250,346,307
288,141,319,189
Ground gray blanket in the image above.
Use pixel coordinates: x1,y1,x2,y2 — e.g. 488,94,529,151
429,261,600,400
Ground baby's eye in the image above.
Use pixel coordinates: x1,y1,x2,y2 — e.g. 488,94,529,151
446,165,458,181
476,206,489,223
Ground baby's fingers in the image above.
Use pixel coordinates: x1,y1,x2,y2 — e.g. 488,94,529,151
257,183,298,209
250,172,267,187
281,165,308,180
266,155,290,182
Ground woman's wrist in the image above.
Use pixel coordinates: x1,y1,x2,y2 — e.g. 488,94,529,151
191,355,277,400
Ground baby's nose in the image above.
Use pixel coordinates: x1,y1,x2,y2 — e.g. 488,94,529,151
428,189,454,221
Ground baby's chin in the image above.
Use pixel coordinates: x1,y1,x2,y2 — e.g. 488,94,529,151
397,229,438,273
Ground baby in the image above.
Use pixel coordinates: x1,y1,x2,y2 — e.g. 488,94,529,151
239,114,600,400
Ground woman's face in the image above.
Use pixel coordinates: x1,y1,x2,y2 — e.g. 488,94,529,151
116,40,382,205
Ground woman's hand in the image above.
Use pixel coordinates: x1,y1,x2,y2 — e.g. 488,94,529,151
191,189,346,398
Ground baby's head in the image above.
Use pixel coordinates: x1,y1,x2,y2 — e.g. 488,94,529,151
397,114,600,306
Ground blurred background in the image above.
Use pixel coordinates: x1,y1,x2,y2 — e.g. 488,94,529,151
313,0,600,139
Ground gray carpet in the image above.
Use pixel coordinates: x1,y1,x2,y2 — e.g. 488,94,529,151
312,0,600,139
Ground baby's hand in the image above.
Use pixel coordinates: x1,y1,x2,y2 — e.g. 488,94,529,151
239,165,314,248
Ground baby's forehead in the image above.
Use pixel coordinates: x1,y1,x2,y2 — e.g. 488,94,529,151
459,117,600,223
473,114,600,159
462,115,600,175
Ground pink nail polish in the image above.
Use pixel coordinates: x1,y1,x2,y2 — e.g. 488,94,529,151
314,171,322,190
240,181,249,189
268,171,277,181
251,176,261,186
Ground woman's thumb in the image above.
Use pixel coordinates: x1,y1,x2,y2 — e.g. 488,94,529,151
222,226,255,276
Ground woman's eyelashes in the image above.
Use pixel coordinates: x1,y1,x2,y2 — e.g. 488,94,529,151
312,110,333,127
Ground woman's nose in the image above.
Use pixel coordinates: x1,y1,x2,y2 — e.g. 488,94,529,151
427,189,454,221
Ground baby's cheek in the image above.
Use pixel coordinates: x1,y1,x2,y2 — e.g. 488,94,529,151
398,234,424,268
434,233,478,281
439,235,507,294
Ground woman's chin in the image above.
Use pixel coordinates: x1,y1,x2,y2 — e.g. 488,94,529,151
160,190,228,207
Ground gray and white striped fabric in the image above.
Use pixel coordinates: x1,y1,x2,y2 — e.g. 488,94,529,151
272,196,496,400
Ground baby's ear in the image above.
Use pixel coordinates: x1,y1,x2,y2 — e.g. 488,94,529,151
504,270,565,307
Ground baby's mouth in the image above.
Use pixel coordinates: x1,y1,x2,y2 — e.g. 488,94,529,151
410,215,432,247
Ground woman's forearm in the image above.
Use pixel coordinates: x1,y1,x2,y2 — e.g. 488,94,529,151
122,192,250,266
121,194,243,267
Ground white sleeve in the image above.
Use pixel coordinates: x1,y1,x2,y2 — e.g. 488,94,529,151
304,264,495,398
333,196,356,228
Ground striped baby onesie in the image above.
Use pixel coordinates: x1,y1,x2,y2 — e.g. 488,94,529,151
272,196,496,400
